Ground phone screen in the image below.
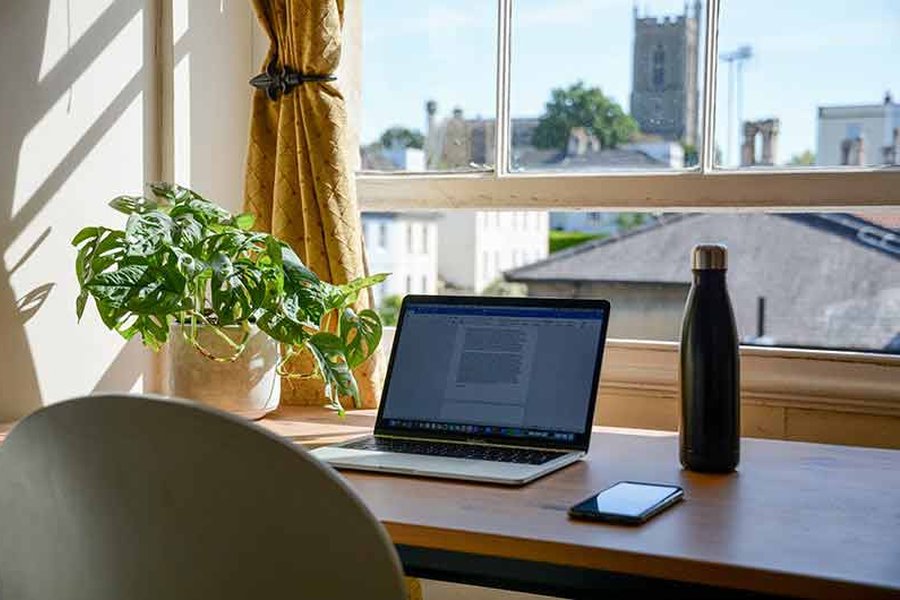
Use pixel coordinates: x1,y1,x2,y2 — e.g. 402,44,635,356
570,482,683,522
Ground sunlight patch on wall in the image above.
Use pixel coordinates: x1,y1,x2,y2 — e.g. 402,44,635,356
38,0,117,81
14,9,144,218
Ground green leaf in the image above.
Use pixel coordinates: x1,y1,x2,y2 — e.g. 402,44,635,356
148,182,199,204
125,212,174,257
306,332,359,408
324,273,389,310
109,195,163,215
71,227,99,247
233,213,256,231
339,308,383,369
75,290,88,320
210,254,266,324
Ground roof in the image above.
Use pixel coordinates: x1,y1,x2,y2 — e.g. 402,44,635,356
507,213,898,283
505,213,900,350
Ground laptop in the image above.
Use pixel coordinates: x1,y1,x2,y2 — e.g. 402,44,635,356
312,295,611,485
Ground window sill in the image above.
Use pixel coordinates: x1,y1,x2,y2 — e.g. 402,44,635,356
381,328,900,449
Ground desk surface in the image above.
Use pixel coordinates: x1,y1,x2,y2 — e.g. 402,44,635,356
3,407,899,598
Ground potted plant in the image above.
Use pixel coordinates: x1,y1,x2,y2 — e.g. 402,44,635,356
73,183,385,418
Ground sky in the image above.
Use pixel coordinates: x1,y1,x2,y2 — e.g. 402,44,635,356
361,0,900,167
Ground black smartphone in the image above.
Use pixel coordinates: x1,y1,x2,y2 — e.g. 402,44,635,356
568,481,684,525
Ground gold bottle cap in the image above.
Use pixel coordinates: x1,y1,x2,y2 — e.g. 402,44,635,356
692,244,728,270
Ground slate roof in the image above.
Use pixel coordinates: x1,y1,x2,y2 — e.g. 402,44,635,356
505,213,900,350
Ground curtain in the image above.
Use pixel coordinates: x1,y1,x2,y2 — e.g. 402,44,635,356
244,0,383,409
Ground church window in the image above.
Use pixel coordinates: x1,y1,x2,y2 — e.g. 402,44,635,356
652,44,665,89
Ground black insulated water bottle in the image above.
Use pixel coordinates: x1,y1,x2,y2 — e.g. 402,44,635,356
679,244,740,473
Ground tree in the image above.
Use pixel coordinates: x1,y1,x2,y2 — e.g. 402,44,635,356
789,150,816,166
532,81,638,151
377,295,403,326
615,212,650,232
379,126,424,150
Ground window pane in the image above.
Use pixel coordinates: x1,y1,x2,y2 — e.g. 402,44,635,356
363,209,900,354
510,1,704,172
715,1,900,168
360,0,497,172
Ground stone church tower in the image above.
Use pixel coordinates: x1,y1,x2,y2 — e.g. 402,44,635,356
630,2,701,145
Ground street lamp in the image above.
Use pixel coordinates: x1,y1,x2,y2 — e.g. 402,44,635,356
720,45,753,166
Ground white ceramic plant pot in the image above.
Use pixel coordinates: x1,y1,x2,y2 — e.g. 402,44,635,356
168,323,281,420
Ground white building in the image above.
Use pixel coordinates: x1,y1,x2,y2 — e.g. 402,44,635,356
438,211,549,293
817,93,900,166
361,213,438,306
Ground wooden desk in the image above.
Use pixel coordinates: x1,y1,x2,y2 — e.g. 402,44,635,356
263,407,899,599
4,408,899,598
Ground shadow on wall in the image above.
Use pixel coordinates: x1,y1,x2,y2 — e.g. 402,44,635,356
0,0,146,420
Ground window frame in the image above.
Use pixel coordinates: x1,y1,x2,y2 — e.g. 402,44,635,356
352,0,899,413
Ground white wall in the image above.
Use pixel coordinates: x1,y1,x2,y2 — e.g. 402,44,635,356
817,104,900,166
171,0,255,213
363,214,438,305
0,0,154,421
437,211,478,290
477,211,549,292
438,212,549,293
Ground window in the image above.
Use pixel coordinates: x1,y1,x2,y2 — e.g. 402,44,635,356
378,223,387,248
652,44,665,90
422,275,429,292
354,1,900,410
422,225,429,253
406,223,414,253
361,0,497,172
406,275,413,294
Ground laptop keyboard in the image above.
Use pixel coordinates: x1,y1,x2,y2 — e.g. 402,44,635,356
345,436,564,465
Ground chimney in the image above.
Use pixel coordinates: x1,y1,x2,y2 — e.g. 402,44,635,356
760,119,779,166
425,100,437,134
841,137,865,166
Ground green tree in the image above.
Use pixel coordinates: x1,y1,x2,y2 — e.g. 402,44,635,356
614,212,649,232
377,295,403,326
379,126,424,150
789,150,816,166
532,81,638,151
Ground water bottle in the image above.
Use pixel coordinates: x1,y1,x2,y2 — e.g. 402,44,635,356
679,244,740,472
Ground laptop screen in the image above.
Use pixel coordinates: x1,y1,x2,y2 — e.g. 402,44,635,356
375,296,610,451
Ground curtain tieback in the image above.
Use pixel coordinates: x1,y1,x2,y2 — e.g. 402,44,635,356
249,58,336,101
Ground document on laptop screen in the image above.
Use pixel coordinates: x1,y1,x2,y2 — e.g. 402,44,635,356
381,304,605,435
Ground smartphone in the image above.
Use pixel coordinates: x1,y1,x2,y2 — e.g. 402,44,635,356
568,481,684,525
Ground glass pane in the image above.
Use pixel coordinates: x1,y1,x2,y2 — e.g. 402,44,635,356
510,1,704,172
360,1,497,172
715,0,900,168
363,209,900,354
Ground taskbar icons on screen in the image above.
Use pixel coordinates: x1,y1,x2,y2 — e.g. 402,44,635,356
384,419,575,442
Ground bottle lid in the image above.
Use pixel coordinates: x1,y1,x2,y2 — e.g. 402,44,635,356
692,244,728,270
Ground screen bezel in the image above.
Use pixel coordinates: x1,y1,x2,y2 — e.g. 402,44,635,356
373,294,611,452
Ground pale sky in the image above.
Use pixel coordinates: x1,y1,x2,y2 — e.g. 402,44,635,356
361,0,900,166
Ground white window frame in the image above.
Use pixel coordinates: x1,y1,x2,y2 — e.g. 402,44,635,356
354,0,899,414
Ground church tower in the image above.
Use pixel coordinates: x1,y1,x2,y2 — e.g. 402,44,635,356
630,2,701,144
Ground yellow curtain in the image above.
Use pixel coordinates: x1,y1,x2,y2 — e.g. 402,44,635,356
244,0,383,409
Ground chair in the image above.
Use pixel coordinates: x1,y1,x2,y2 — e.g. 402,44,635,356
0,394,407,600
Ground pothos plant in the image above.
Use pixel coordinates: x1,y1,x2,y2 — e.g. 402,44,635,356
73,183,386,412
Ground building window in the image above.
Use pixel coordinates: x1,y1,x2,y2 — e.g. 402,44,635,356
422,225,429,253
406,223,414,253
405,275,413,294
652,44,665,90
378,222,387,248
422,275,428,292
